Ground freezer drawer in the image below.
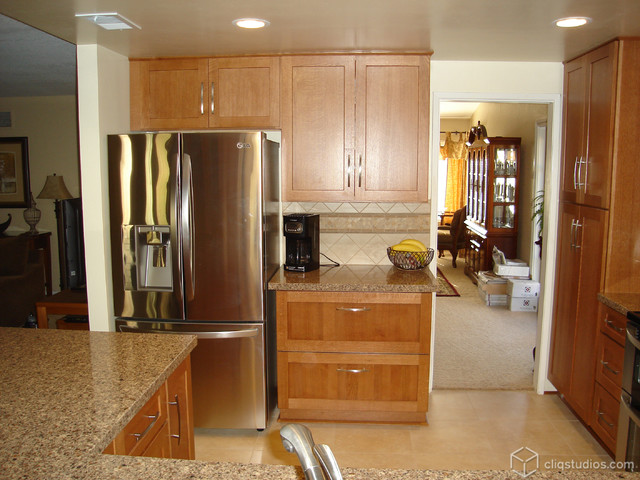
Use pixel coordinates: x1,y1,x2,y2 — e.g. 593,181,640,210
116,320,270,429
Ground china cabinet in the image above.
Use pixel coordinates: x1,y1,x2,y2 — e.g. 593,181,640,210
464,137,521,283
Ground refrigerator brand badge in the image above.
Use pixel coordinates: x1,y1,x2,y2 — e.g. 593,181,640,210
237,142,252,149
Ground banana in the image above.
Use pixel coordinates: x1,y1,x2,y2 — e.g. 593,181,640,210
392,243,423,252
399,238,427,250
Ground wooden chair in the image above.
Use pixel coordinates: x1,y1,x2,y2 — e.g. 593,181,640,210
437,206,467,267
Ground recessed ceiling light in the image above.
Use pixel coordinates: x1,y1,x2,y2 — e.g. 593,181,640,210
554,17,592,28
75,12,141,30
232,18,270,29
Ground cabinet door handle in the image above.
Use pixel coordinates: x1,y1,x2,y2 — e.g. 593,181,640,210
573,157,579,190
596,410,614,428
600,361,620,375
347,155,351,188
605,318,624,333
168,393,182,444
574,219,582,249
200,83,204,115
336,306,371,312
336,367,369,374
570,219,576,249
130,411,160,441
211,82,216,115
358,155,363,188
583,157,589,194
576,156,585,190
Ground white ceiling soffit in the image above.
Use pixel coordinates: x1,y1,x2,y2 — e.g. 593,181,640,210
0,14,76,96
440,102,480,119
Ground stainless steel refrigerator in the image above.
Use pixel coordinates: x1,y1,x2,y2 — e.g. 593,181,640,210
107,131,280,430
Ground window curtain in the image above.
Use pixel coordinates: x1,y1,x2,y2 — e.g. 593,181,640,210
440,132,468,212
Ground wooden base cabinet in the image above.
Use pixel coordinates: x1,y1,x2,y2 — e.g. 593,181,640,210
104,355,194,459
276,291,431,423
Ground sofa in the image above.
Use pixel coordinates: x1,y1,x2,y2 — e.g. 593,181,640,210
0,235,45,327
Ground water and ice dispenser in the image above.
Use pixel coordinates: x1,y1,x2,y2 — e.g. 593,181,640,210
121,225,173,291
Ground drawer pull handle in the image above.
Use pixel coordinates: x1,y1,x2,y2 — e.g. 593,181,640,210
605,319,624,333
336,367,369,373
130,411,160,441
336,307,371,312
596,410,614,428
600,361,620,375
168,394,182,444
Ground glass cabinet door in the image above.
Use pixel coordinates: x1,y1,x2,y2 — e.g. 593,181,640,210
491,146,518,229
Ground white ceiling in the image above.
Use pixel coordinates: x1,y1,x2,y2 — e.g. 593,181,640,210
1,0,640,97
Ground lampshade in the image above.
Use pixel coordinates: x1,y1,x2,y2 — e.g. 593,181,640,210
37,174,73,200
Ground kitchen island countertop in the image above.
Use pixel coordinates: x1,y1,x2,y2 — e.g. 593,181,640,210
1,327,636,480
268,264,439,293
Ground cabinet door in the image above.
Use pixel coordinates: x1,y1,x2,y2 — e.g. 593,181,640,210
166,355,195,460
130,59,209,130
278,351,429,423
570,205,608,418
208,57,279,128
549,202,582,394
582,42,617,209
140,421,171,458
281,56,355,202
355,56,429,202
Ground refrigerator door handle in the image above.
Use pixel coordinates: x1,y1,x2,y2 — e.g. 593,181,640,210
118,325,259,339
182,153,196,301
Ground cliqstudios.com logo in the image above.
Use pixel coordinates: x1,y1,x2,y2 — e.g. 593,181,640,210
510,446,635,477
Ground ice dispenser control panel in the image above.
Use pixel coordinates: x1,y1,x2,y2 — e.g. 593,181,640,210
121,225,173,291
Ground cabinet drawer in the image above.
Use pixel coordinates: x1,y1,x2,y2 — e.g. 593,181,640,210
113,384,168,456
277,351,428,422
600,304,626,346
595,331,624,398
591,382,620,453
276,291,431,354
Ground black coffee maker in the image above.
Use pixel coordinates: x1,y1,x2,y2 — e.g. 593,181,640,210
283,214,319,272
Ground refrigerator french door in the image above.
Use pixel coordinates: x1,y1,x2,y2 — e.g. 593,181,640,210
108,132,280,429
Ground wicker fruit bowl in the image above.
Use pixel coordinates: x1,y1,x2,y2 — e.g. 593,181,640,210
387,247,434,270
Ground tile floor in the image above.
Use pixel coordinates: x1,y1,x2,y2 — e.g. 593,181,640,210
195,389,613,471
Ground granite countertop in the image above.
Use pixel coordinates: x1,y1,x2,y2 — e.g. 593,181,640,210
1,327,637,480
598,292,640,316
268,264,438,293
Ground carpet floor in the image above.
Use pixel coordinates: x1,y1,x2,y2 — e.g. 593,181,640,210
432,253,537,390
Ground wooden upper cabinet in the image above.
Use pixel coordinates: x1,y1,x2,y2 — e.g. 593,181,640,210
355,56,429,201
281,54,429,202
130,56,279,131
561,42,618,208
130,58,209,131
208,57,279,128
281,56,355,202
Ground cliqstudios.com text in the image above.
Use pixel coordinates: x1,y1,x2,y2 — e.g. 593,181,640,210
544,458,635,471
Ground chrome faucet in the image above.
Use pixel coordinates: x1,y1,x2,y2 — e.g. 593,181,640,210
280,423,343,480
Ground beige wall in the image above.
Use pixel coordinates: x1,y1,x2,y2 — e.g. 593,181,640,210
470,102,549,264
0,95,79,292
77,45,130,332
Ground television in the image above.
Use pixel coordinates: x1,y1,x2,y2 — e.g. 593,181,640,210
60,198,86,290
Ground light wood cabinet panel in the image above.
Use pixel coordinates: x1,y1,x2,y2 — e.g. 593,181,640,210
276,291,431,354
595,330,624,400
276,290,430,423
281,54,429,202
591,382,620,453
560,42,617,209
600,303,627,347
140,421,171,458
355,56,429,201
550,203,608,421
208,56,279,128
281,56,355,201
278,351,429,423
130,58,209,131
166,355,195,460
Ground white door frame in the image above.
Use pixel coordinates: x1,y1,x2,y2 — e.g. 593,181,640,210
529,120,548,283
429,92,562,395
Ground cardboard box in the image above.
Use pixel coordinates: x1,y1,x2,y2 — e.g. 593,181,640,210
478,271,508,295
508,296,538,312
493,259,530,278
478,288,507,306
507,279,540,298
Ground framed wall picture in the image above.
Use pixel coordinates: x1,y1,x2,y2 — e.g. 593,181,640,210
0,137,30,208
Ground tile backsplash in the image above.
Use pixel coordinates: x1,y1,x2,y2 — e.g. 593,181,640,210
282,202,431,265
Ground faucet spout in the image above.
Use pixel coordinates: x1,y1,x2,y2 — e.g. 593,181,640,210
280,424,325,480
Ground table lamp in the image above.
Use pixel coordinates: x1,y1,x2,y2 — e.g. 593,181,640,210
37,174,73,289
